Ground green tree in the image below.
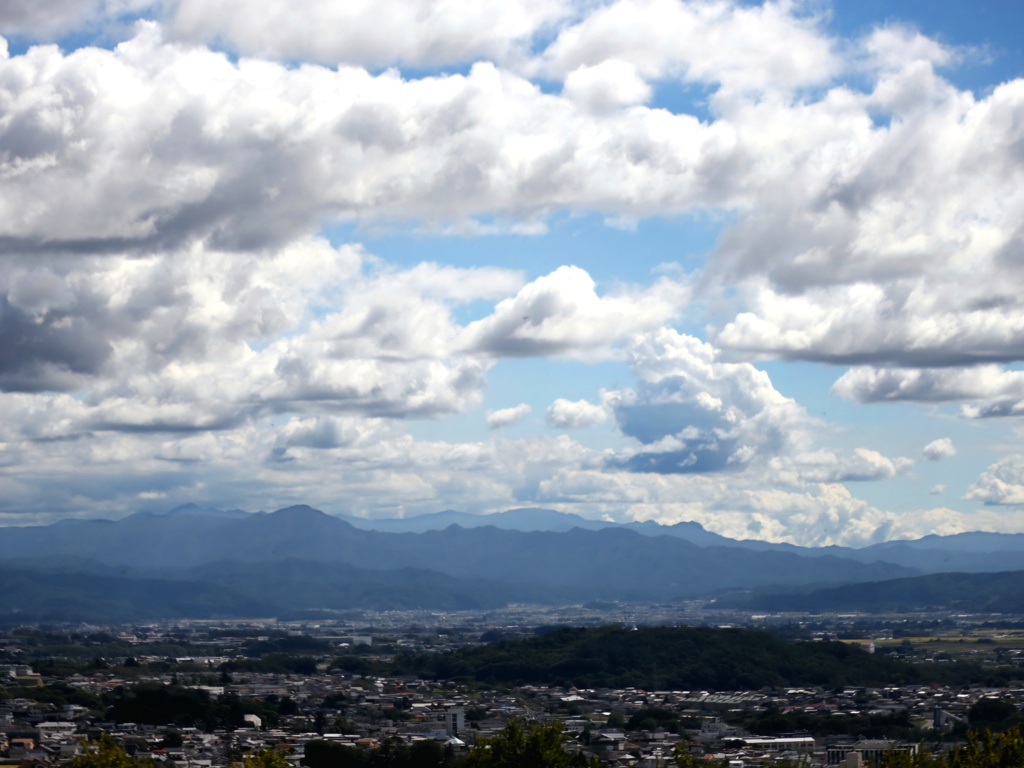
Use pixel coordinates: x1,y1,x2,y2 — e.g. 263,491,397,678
948,726,1024,768
303,739,369,768
408,739,459,768
876,726,1024,768
163,731,184,749
673,743,702,768
240,749,292,768
881,747,942,768
463,721,596,768
967,699,1019,730
69,735,155,768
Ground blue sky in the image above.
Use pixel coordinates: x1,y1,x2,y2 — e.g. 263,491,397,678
1,0,1023,546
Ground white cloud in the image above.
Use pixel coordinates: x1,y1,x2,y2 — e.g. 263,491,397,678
965,455,1024,506
157,0,842,99
486,403,533,429
168,0,573,68
832,365,1024,406
878,506,1024,540
562,59,652,112
860,25,954,74
463,266,688,359
929,484,946,495
546,397,610,428
0,29,750,249
3,2,1024,547
0,238,528,425
539,0,838,95
0,237,355,391
922,437,956,461
0,16,848,253
606,328,810,473
536,464,1014,547
3,378,1023,546
0,0,158,38
712,65,1024,368
832,365,1024,417
795,447,912,483
0,3,1018,368
274,415,391,453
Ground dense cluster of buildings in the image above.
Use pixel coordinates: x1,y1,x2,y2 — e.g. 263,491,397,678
3,614,1023,768
3,659,1023,768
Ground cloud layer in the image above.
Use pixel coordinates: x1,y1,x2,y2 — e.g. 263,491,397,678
1,1,1023,546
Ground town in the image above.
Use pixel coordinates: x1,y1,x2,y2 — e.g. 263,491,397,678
3,607,1023,768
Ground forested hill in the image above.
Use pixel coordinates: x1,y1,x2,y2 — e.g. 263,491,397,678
337,625,998,690
716,570,1024,613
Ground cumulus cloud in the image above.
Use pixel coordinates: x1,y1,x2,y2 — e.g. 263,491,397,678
832,365,1024,417
486,403,533,429
795,448,913,483
535,463,1021,547
0,239,529,427
463,266,687,359
965,455,1024,506
3,1,1024,547
922,437,956,461
168,0,572,68
0,6,1020,382
606,329,809,473
860,25,955,74
929,484,946,495
273,415,390,455
0,237,357,394
1,381,1020,547
562,59,652,112
0,0,157,38
961,400,1024,419
0,296,113,393
833,365,1024,406
0,26,774,251
538,0,838,94
546,397,609,428
157,0,841,97
711,62,1024,368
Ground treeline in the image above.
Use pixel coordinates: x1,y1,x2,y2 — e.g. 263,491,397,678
298,721,600,768
734,705,920,740
67,723,1024,768
881,727,1024,768
301,725,1024,768
0,682,303,731
106,685,309,730
303,738,463,768
333,626,1007,689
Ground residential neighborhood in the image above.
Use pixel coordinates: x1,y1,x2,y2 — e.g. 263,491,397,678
2,616,1022,768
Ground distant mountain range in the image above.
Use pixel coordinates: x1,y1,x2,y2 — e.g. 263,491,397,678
334,506,1024,573
3,504,1024,623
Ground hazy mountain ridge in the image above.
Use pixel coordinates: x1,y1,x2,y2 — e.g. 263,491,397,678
0,559,571,625
3,504,1023,622
0,565,277,624
0,505,915,591
716,570,1024,614
338,507,1024,572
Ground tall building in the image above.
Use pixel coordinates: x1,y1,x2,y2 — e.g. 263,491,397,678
445,707,465,737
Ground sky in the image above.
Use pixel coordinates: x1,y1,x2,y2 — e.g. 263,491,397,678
1,0,1024,546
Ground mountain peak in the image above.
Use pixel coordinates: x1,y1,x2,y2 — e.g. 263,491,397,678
161,503,250,519
271,504,329,518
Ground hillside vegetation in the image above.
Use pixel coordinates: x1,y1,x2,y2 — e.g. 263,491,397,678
335,625,1004,689
721,570,1024,613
